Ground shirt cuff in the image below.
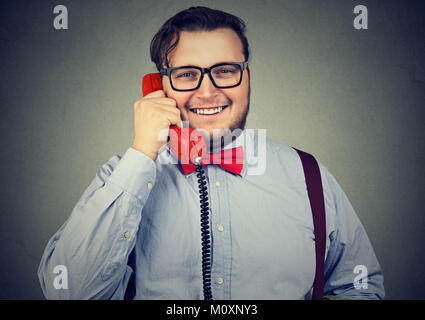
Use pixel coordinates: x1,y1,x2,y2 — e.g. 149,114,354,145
108,147,156,203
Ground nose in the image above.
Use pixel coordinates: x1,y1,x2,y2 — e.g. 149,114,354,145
195,73,219,99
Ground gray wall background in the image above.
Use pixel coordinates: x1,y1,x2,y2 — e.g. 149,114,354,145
1,0,424,299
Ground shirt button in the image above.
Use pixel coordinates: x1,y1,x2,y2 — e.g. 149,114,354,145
215,181,221,187
218,225,224,232
124,231,131,239
147,182,153,190
217,277,223,285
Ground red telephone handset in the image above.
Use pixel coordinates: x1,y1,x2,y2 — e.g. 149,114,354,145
142,73,206,165
142,73,213,300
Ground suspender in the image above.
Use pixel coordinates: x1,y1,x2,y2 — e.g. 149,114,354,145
293,148,326,300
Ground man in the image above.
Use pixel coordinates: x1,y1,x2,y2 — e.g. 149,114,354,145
38,6,384,300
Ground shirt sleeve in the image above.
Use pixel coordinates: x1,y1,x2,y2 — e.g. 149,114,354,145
319,163,385,300
37,148,156,299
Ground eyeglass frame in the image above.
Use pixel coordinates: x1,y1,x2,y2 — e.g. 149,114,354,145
160,61,249,92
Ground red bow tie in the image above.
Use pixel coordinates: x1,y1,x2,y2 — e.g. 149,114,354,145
180,146,244,175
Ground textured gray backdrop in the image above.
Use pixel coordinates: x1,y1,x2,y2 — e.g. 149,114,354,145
1,0,424,299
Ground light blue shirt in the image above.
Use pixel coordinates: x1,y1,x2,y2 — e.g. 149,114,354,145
38,130,384,299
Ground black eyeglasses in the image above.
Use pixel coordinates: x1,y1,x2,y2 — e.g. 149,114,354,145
160,62,248,92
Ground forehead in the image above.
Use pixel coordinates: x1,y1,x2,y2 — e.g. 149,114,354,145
167,28,244,68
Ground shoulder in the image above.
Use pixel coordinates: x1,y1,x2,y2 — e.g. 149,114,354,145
264,136,331,179
262,135,341,213
265,136,301,163
255,135,311,183
267,137,339,193
245,131,303,177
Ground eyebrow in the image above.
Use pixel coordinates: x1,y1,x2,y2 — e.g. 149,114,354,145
169,61,241,68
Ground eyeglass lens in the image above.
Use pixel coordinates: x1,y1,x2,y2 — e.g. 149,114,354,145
170,64,242,90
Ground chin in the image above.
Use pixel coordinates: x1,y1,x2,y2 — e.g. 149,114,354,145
193,124,229,137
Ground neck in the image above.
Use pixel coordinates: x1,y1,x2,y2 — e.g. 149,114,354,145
206,128,244,153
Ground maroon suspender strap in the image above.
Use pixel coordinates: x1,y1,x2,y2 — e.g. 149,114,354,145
293,148,326,300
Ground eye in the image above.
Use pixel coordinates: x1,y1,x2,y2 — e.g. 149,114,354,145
176,72,195,78
213,66,238,76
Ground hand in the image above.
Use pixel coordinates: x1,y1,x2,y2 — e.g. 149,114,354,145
132,90,182,161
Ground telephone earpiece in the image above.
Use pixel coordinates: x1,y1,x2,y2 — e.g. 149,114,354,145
142,73,162,96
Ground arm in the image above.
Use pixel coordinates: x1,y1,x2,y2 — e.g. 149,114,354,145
37,148,156,299
321,165,385,300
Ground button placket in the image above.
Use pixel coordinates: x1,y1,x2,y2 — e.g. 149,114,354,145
208,167,230,299
218,170,232,299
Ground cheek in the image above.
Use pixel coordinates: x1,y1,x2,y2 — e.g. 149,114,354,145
175,96,192,114
166,93,192,112
162,79,192,110
229,75,249,110
230,89,248,111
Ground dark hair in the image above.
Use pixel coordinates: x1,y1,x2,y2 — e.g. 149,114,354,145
150,6,249,71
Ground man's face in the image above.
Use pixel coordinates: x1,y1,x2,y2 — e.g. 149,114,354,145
163,28,250,141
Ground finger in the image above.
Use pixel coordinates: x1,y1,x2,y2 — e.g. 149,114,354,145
144,90,165,98
152,103,180,117
162,110,183,128
150,97,177,106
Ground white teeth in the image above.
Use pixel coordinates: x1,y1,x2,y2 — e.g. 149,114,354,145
195,107,223,115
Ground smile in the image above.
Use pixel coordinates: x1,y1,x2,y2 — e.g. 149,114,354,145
189,105,228,115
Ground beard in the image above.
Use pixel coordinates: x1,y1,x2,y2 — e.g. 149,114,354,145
228,84,250,132
185,83,251,152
